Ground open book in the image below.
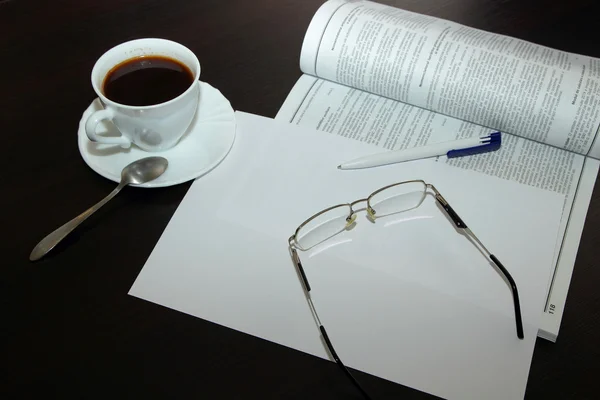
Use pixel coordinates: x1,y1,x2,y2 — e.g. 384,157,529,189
275,0,600,341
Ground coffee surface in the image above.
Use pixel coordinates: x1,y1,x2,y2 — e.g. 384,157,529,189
103,56,194,106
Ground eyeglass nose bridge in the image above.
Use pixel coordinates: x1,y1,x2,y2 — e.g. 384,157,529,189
349,198,368,208
347,198,374,224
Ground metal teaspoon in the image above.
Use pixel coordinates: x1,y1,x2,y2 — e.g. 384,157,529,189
30,156,169,261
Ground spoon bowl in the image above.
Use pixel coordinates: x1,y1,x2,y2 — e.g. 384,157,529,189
122,156,169,185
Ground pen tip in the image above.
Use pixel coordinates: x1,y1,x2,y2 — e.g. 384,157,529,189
337,165,341,169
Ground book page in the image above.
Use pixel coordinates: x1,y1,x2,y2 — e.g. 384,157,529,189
538,157,600,341
299,0,600,157
275,74,600,340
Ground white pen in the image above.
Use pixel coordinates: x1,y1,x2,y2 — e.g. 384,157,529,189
337,132,502,170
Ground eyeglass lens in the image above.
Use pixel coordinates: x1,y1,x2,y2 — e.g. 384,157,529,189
368,181,426,218
295,205,352,250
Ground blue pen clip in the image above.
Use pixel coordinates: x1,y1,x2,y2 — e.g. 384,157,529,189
446,132,502,158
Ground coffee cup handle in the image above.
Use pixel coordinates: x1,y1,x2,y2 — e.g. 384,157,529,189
85,107,132,148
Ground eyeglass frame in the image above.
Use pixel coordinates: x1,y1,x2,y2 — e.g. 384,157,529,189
288,180,524,400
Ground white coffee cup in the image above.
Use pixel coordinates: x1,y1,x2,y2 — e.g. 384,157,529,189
85,38,201,152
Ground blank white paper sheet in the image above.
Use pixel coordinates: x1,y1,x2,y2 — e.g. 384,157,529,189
130,111,564,400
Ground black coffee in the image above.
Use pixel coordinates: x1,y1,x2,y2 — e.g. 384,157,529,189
103,56,194,106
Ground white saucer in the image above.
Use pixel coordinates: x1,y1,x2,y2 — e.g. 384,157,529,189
78,81,236,188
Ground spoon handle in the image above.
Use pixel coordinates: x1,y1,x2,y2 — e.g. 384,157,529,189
30,182,127,261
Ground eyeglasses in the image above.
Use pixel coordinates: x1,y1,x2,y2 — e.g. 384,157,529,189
288,180,523,400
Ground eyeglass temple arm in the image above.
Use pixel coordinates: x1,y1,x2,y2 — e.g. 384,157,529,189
429,186,524,340
290,245,311,292
289,244,373,400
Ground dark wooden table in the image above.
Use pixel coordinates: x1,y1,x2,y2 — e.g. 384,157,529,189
2,0,599,398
